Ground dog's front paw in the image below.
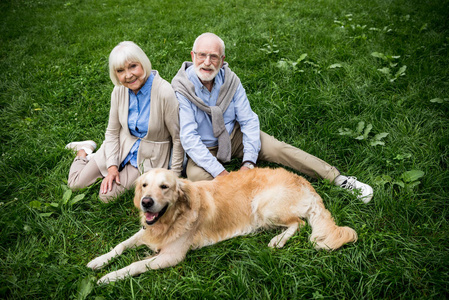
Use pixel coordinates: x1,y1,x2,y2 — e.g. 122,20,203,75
97,269,131,285
97,272,118,285
268,235,287,248
87,255,110,270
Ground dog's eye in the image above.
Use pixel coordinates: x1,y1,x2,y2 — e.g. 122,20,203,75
160,184,168,189
143,183,147,188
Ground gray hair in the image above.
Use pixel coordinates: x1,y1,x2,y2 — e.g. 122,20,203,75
192,33,225,57
108,41,152,86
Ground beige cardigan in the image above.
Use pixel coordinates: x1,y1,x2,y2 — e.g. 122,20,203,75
94,71,184,177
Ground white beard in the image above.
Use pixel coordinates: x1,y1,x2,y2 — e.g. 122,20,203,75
194,63,220,83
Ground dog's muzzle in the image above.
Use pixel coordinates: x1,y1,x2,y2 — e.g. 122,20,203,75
141,197,168,225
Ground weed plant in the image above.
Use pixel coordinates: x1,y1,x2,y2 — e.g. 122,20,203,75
1,0,448,299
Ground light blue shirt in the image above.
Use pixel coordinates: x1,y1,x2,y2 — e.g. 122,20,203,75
121,72,154,169
177,65,260,177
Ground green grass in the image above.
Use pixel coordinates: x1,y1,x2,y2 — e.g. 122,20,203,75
1,0,448,298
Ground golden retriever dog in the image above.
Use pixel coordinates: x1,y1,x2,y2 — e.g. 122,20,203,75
87,167,357,284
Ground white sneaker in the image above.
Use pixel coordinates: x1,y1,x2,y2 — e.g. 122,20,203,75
65,140,97,157
336,176,374,203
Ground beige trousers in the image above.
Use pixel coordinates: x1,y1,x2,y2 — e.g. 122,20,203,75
186,126,340,182
67,156,140,202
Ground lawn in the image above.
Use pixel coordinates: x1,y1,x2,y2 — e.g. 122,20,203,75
1,0,448,299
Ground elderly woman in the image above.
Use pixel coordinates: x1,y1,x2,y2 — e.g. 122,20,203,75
66,41,183,202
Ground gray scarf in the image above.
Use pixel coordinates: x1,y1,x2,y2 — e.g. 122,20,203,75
172,61,240,163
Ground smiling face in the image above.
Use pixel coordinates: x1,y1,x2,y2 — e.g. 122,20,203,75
134,169,180,226
115,61,146,94
191,35,224,86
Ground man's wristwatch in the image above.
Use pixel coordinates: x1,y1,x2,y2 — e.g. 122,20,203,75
242,161,256,169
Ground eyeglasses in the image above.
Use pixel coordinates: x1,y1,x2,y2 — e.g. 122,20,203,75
193,51,223,63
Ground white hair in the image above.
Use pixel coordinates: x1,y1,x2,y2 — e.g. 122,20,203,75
192,33,225,57
108,41,152,86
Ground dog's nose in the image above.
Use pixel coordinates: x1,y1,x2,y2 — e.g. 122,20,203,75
141,197,154,209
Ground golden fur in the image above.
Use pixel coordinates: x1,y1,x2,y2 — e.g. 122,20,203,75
87,167,357,284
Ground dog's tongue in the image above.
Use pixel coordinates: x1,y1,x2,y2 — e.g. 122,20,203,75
145,212,158,222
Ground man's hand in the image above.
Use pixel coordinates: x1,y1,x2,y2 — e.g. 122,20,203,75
101,165,121,194
240,161,255,171
217,170,230,177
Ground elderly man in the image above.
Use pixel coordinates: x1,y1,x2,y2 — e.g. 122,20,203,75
172,32,373,203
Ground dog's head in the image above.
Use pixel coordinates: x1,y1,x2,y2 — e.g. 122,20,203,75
134,168,186,226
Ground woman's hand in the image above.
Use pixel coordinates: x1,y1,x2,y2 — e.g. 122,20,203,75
101,165,121,194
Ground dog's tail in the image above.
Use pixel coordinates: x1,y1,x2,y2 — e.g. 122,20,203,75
305,194,357,250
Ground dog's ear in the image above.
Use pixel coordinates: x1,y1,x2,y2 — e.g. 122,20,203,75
133,175,143,208
177,179,191,209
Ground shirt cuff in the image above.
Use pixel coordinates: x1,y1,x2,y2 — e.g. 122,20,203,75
242,152,258,165
209,163,226,178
